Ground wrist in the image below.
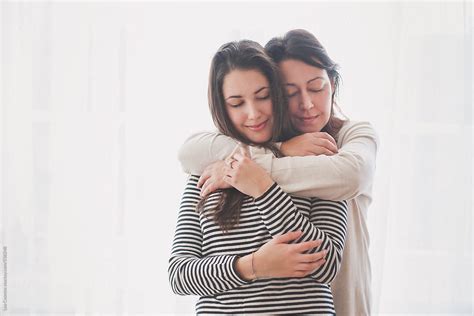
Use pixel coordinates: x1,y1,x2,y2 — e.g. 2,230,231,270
235,254,256,281
252,178,274,199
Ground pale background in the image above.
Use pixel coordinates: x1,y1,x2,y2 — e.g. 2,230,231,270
1,1,472,315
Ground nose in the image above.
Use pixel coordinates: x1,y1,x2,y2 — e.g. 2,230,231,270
300,90,314,110
247,102,261,120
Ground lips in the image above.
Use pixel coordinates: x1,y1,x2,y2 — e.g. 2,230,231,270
246,120,268,131
298,115,319,123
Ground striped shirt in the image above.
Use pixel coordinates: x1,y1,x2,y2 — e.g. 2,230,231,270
169,175,348,315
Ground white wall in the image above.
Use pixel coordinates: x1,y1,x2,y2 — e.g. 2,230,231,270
1,1,472,315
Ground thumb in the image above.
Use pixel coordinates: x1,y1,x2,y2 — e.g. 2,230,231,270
226,144,240,160
273,231,302,244
239,143,250,157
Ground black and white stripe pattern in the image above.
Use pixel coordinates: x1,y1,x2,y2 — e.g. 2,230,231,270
169,175,348,314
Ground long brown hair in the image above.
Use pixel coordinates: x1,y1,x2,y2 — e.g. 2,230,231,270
198,40,296,232
265,29,347,140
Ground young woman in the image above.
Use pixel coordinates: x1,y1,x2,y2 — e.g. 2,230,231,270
178,30,378,315
169,40,348,314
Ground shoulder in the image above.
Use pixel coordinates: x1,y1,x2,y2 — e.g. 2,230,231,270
182,175,202,200
337,120,379,147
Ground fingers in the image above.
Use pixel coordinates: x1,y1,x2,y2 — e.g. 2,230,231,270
197,171,211,188
293,250,328,277
226,158,237,169
200,179,214,197
299,249,328,263
310,132,338,153
233,152,244,162
231,143,250,162
199,162,231,195
239,144,250,157
273,231,303,244
232,150,251,163
293,239,324,253
313,138,338,154
313,132,337,147
226,144,241,160
307,147,335,156
295,258,326,276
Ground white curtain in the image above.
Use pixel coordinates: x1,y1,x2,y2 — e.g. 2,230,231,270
1,2,471,315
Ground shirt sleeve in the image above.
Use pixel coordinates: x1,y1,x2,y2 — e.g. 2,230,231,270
252,121,379,200
177,131,239,174
253,183,348,284
168,175,248,296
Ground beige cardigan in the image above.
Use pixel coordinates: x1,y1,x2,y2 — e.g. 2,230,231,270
178,121,379,316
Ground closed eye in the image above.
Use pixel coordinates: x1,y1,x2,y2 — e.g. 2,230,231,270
287,91,298,98
228,102,244,108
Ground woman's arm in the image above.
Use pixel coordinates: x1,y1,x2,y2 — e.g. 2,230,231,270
307,198,347,283
252,121,378,200
178,121,378,201
177,131,239,174
223,153,347,284
168,175,248,296
168,175,329,294
253,183,347,284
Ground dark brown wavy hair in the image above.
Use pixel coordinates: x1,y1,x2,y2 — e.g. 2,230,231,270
265,29,347,140
198,40,297,232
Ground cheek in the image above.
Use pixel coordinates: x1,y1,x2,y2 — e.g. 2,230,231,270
314,92,332,112
288,100,299,116
227,109,243,128
263,100,273,116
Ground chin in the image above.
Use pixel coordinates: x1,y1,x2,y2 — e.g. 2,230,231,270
247,132,271,144
298,122,324,133
297,126,315,133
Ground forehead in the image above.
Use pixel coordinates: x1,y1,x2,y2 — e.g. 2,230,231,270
222,69,269,96
279,59,327,82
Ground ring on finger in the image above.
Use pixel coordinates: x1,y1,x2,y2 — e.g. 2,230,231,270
226,158,236,168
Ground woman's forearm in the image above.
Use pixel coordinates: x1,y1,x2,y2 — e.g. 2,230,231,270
251,121,378,200
253,183,347,284
178,131,238,174
168,175,248,296
178,122,378,200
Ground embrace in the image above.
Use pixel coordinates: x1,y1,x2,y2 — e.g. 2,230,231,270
168,29,378,315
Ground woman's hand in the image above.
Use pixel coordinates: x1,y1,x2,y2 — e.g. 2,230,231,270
280,132,338,157
198,160,232,197
197,144,248,197
236,231,327,280
224,145,274,198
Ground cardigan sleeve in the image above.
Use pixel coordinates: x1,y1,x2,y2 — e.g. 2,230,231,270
254,183,348,284
252,121,378,200
177,131,239,174
177,121,378,201
168,175,248,296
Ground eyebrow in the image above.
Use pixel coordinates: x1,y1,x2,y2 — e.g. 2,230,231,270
285,76,324,87
225,86,269,100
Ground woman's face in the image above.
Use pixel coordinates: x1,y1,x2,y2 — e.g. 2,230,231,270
222,69,273,144
279,59,333,133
